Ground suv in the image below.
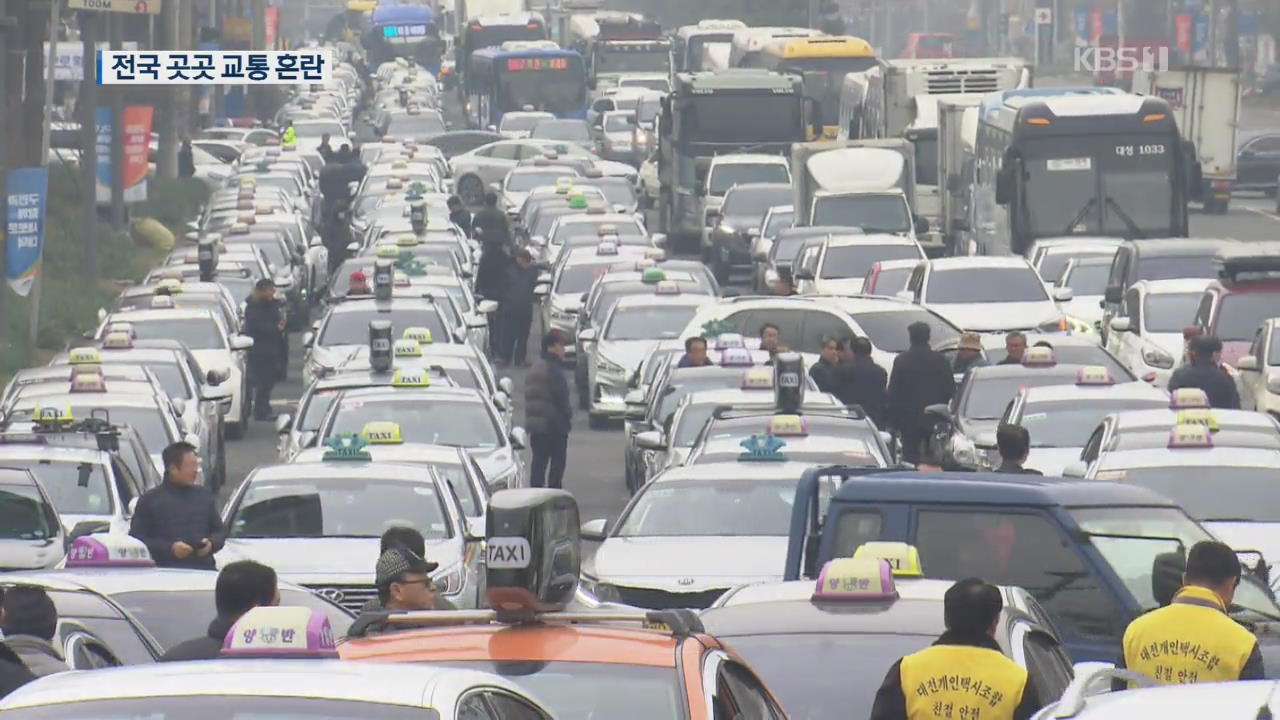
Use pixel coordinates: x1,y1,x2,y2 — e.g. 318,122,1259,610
0,466,64,571
1192,243,1280,368
1101,238,1242,336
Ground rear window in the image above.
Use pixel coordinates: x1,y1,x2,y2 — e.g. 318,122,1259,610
1135,255,1218,282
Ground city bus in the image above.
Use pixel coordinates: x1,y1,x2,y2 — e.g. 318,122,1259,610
973,90,1189,257
729,27,821,69
366,3,443,74
457,12,548,98
466,42,589,128
673,20,747,73
760,36,880,139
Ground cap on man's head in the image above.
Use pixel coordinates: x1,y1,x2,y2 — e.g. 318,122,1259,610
375,547,437,587
958,332,982,351
350,270,367,283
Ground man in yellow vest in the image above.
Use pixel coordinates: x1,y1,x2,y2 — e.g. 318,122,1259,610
1119,540,1263,684
870,578,1040,720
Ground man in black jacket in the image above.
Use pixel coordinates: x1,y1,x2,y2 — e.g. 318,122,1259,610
524,331,573,489
994,424,1043,475
833,336,888,426
501,250,540,366
472,192,512,250
887,322,955,463
809,337,840,393
1169,335,1241,409
129,442,225,570
160,561,278,661
243,279,285,421
447,195,473,238
178,138,196,178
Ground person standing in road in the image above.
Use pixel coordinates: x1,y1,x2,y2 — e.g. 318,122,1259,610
870,578,1041,720
501,250,539,367
1118,540,1264,684
525,330,573,489
318,133,336,163
1169,335,1241,409
447,195,473,238
178,137,196,179
160,561,279,661
473,192,513,251
677,336,715,367
997,331,1027,365
833,336,887,426
809,337,840,393
994,424,1042,475
953,332,987,374
243,279,286,421
129,441,225,570
887,322,954,463
0,586,70,676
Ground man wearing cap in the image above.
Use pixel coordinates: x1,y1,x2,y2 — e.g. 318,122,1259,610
348,270,371,296
871,578,1041,720
161,561,279,661
243,278,285,421
349,547,442,637
356,528,457,617
1169,335,1240,409
130,441,225,569
1,585,70,676
953,332,987,374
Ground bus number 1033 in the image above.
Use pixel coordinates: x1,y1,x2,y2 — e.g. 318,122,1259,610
1115,144,1165,157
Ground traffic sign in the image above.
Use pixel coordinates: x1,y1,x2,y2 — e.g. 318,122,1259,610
1035,8,1052,25
68,0,163,15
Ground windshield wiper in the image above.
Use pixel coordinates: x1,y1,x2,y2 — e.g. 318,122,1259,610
1061,197,1097,235
1103,196,1145,239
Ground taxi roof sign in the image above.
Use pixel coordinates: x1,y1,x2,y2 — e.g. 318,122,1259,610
150,295,176,310
239,177,256,187
375,244,402,259
768,414,807,436
853,542,923,578
632,259,657,272
741,367,774,390
70,370,107,393
386,178,404,190
714,332,745,350
654,280,680,295
595,242,620,256
402,327,434,344
393,339,423,358
237,199,254,210
719,347,754,367
1169,387,1209,409
640,268,666,284
1075,366,1114,385
567,195,588,210
101,331,134,350
229,222,251,234
66,534,155,568
221,606,339,658
1168,423,1213,449
68,347,102,365
644,248,666,261
1175,408,1219,432
396,234,420,247
154,278,184,294
361,421,404,445
738,433,787,462
33,404,73,425
1021,346,1056,367
322,433,372,462
813,557,897,601
392,368,430,387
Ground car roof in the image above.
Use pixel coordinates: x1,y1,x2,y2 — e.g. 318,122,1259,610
1032,238,1123,252
681,388,839,407
826,470,1178,506
249,461,441,482
104,308,220,322
1020,381,1169,404
1097,446,1280,469
294,443,466,466
1044,679,1276,716
655,460,838,483
827,233,920,248
1127,237,1242,256
1110,407,1278,430
927,256,1032,270
11,392,165,409
710,153,789,165
330,297,440,313
5,567,322,597
0,444,105,463
338,385,483,402
965,362,1097,380
610,293,715,310
340,622,683,665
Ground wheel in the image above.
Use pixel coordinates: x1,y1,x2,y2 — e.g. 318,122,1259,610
588,413,609,430
213,430,228,492
712,253,730,285
458,175,485,206
576,369,590,410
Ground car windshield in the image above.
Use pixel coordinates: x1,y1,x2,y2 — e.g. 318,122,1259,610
326,397,501,448
16,405,171,459
230,477,451,539
507,171,569,192
501,114,552,132
770,235,810,264
1136,255,1218,282
962,374,1077,420
851,310,960,353
810,194,911,233
437,661,681,720
719,632,933,720
586,179,637,207
531,121,591,143
120,317,226,350
604,114,633,132
556,263,614,294
1063,262,1111,295
764,209,794,237
1143,292,1202,333
114,588,353,651
722,187,791,219
118,362,189,399
605,306,699,341
655,376,746,423
926,267,1048,304
820,244,922,279
0,697,429,719
708,164,790,195
1020,399,1169,448
674,403,766,446
319,310,446,346
299,389,340,432
1100,466,1280,524
622,78,668,92
867,266,912,295
1038,251,1113,284
385,113,446,138
1216,293,1280,342
0,484,56,540
5,459,112,517
554,221,644,242
1071,506,1280,618
618,477,819,536
292,122,344,137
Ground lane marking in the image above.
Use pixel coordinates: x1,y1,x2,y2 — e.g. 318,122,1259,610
1244,206,1280,224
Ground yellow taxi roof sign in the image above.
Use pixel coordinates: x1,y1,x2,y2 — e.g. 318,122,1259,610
375,244,401,259
396,234,419,247
768,414,808,436
402,327,433,343
360,421,404,445
391,368,430,387
239,177,257,187
853,542,923,578
1168,423,1213,449
1169,387,1209,409
393,339,423,358
33,404,73,424
68,347,102,365
813,557,897,601
155,278,184,294
1175,408,1219,432
741,367,774,390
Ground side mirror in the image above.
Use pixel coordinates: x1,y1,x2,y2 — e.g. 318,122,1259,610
1237,355,1260,371
498,377,514,395
489,182,502,193
465,516,486,542
97,308,107,323
751,248,769,262
477,299,499,314
534,283,550,298
172,398,189,418
231,335,254,351
1061,461,1087,478
274,414,292,434
650,233,667,247
206,368,230,386
624,390,645,419
302,331,315,347
635,430,665,450
310,235,323,247
705,212,721,226
794,266,815,281
487,124,497,132
509,426,529,450
346,241,360,253
494,393,510,411
1109,316,1132,333
578,328,598,343
299,431,317,449
923,403,951,421
581,518,608,541
466,315,488,329
1104,286,1123,304
746,227,760,238
1052,286,1074,302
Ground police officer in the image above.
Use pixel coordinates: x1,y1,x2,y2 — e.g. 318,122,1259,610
871,578,1041,720
1119,540,1264,684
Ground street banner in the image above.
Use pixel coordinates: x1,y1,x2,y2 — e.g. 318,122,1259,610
95,105,153,204
5,167,50,297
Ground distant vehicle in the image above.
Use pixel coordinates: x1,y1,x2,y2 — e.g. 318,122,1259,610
900,32,956,58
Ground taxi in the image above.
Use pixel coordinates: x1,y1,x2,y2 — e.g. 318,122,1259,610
303,295,453,385
1077,422,1280,572
929,347,1139,470
701,548,1075,718
218,444,483,611
334,337,513,419
1034,673,1277,719
580,458,830,609
1071,398,1280,470
541,243,661,353
997,366,1170,475
1102,277,1214,386
541,211,651,264
340,488,788,720
684,408,893,469
0,465,65,571
579,285,717,428
109,280,240,332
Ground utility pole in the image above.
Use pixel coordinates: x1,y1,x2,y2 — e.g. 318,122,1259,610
108,12,124,230
157,0,177,177
1224,0,1239,67
79,10,98,280
0,0,11,336
32,0,57,350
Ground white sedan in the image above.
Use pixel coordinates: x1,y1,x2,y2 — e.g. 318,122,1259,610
900,256,1073,334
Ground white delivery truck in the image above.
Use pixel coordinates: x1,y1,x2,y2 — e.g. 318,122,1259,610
1130,66,1240,215
937,95,982,256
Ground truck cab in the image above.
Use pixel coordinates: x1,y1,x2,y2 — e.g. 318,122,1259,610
783,467,1280,663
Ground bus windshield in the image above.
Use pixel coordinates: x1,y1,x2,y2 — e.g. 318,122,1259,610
496,62,587,117
595,45,671,74
1021,134,1176,239
778,56,879,125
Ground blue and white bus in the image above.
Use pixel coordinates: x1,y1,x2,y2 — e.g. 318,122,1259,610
366,3,443,75
466,42,588,129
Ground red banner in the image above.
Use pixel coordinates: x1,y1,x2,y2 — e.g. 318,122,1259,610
264,7,279,49
1174,13,1192,53
121,105,154,190
1090,7,1104,42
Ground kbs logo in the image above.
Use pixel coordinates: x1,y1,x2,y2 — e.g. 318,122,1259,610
1074,46,1169,73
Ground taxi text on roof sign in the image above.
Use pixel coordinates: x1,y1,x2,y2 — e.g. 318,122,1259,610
1176,408,1220,432
1168,423,1213,448
741,367,773,390
402,327,433,344
322,433,373,461
68,347,102,365
98,50,332,85
768,414,807,436
813,557,898,601
854,542,924,578
719,347,754,367
66,534,155,568
392,368,430,387
361,422,404,444
1169,387,1210,409
393,339,423,358
1076,366,1114,385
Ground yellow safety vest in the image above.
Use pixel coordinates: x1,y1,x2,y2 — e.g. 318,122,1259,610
900,644,1028,720
1122,585,1256,684
282,127,297,146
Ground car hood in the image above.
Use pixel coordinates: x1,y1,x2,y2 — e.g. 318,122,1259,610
813,277,867,296
1025,447,1085,476
219,537,458,575
591,536,787,591
598,340,661,372
931,301,1061,332
0,539,63,571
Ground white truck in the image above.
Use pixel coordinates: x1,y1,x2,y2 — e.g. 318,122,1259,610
791,138,927,244
1130,66,1241,215
937,96,982,255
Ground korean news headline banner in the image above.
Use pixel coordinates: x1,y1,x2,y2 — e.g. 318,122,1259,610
97,50,332,85
5,167,50,297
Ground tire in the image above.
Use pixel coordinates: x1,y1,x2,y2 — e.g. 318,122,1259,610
226,381,251,440
458,175,485,206
576,367,590,410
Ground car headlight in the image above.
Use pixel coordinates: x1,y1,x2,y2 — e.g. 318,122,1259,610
433,563,464,596
581,576,623,604
716,224,736,236
597,355,625,375
1267,373,1280,394
1038,317,1071,333
1142,347,1175,370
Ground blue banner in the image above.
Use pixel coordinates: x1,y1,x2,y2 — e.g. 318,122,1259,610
1193,12,1209,52
95,105,112,201
5,167,49,297
1073,7,1089,43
